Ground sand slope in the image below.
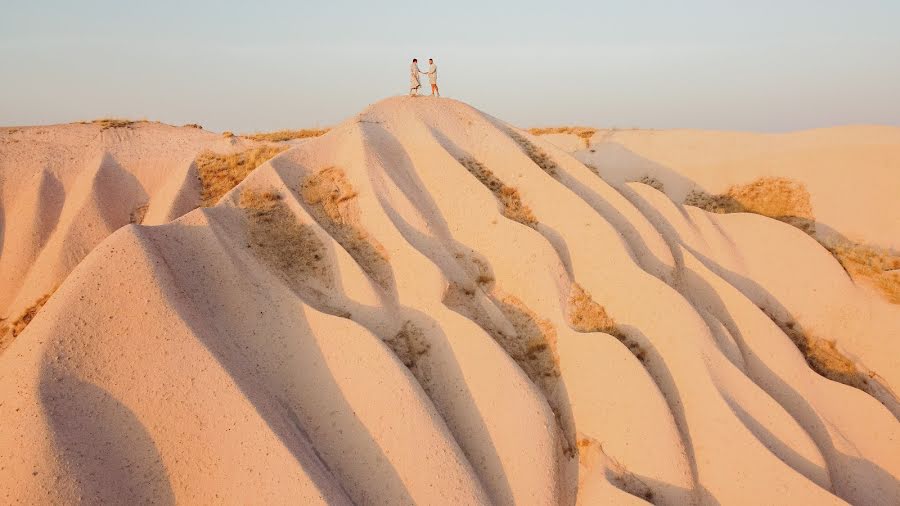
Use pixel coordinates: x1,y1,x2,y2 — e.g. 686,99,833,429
1,99,898,505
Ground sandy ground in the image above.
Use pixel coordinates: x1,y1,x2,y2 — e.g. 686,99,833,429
0,99,898,505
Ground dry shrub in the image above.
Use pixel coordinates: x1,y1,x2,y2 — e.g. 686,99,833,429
493,295,561,382
196,145,287,207
222,131,235,138
244,128,329,142
634,175,664,192
300,167,393,290
568,284,646,362
82,118,140,130
826,241,900,304
686,177,899,302
239,189,334,292
509,130,560,176
762,308,872,393
1,292,55,352
528,126,597,148
458,157,538,227
183,123,203,129
684,177,815,234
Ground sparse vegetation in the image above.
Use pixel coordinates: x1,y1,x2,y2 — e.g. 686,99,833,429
81,118,143,130
244,128,329,142
459,157,538,227
1,291,55,352
761,307,876,394
443,278,573,456
239,189,334,292
528,126,598,148
634,175,664,192
300,167,393,290
685,177,899,303
196,145,287,207
183,123,203,129
567,283,646,362
825,241,900,304
509,130,560,177
222,131,235,138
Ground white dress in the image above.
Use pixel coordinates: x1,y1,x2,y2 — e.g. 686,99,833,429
410,63,422,88
426,63,437,84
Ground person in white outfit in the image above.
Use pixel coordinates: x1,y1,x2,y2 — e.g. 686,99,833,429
409,58,424,96
425,58,439,97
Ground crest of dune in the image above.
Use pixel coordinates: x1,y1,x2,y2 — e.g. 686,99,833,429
1,98,898,505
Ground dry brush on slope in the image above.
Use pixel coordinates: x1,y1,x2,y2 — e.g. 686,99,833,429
244,128,330,142
458,157,538,227
567,284,646,363
528,126,598,148
79,118,145,130
509,130,561,177
300,167,394,290
196,145,287,207
239,189,334,292
0,291,55,352
684,176,900,304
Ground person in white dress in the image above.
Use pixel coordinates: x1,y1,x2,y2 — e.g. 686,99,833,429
410,58,423,96
425,58,439,97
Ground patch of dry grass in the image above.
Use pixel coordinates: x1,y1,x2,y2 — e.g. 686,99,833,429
239,189,334,290
442,279,574,456
684,177,815,234
222,131,235,138
509,130,560,177
81,118,142,130
244,128,329,142
495,294,561,382
196,145,287,207
685,177,899,302
632,175,664,192
300,167,393,290
459,157,538,227
568,283,646,362
826,241,900,304
528,126,597,148
1,292,55,352
762,307,873,392
183,123,203,129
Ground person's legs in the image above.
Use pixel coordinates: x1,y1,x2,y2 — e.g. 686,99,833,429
431,84,437,96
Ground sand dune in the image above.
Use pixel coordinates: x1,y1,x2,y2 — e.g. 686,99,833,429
1,98,898,504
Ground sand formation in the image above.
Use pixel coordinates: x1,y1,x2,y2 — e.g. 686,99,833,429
0,97,898,504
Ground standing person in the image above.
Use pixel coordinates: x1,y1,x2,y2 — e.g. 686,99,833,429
410,58,423,96
425,58,439,97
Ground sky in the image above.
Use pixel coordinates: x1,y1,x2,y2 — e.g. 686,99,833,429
2,0,900,133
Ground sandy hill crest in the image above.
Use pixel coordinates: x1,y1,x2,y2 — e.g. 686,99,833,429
0,96,898,505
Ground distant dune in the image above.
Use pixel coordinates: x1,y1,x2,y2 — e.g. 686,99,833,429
0,98,898,504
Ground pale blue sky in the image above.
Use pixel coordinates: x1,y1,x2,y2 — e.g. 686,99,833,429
2,0,899,132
